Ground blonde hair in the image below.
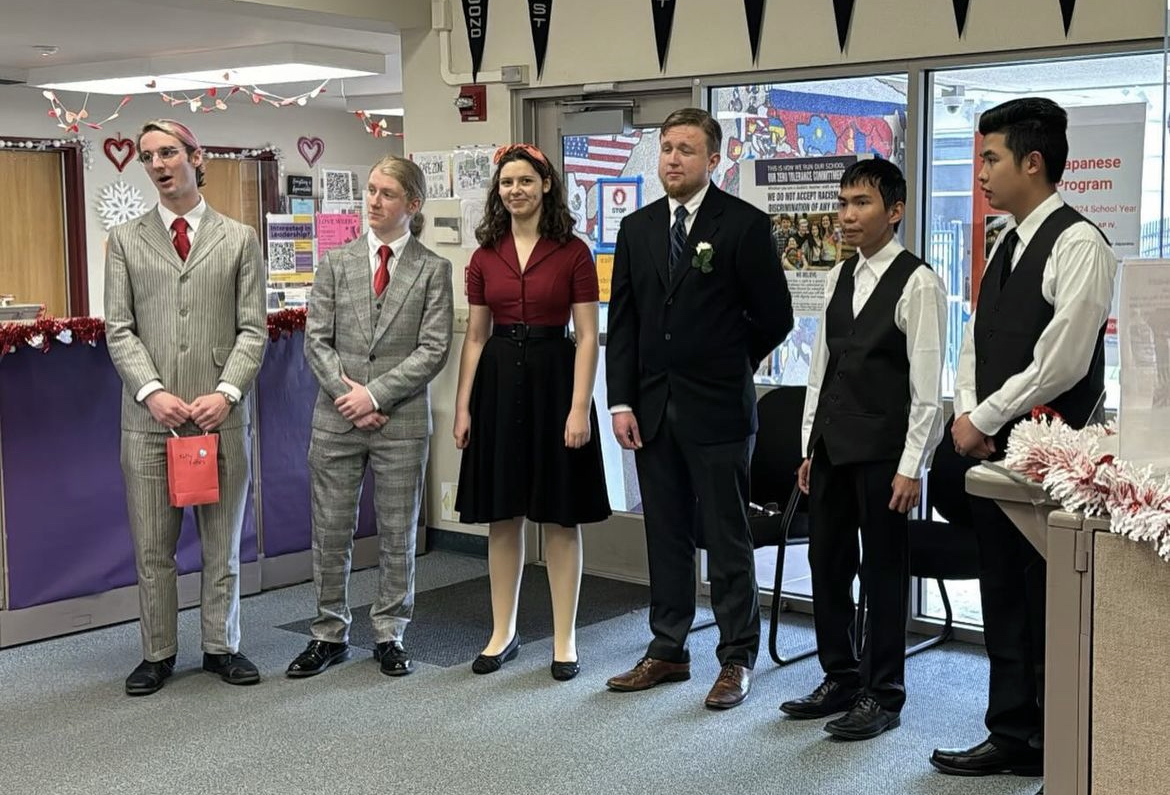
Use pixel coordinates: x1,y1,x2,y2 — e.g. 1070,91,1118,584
138,119,205,187
370,155,427,236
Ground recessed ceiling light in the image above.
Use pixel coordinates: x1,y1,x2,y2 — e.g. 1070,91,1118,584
33,45,59,57
171,63,375,85
38,76,220,95
363,108,404,116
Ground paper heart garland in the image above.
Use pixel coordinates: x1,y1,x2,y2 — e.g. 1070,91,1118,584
103,136,136,172
297,136,324,168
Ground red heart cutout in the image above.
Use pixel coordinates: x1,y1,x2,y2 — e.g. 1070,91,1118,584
103,136,135,173
297,135,325,168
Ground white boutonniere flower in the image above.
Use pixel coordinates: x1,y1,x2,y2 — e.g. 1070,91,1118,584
692,241,714,274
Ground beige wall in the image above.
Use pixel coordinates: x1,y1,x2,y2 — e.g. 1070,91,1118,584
0,84,402,314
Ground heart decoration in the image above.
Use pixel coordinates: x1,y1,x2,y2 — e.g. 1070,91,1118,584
297,135,325,168
103,135,136,173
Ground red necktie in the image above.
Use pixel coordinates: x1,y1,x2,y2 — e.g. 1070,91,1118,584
171,217,191,262
373,244,391,297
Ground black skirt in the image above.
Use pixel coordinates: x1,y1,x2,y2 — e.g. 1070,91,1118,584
455,334,612,526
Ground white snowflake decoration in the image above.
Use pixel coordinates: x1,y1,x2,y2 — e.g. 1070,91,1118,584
96,180,148,230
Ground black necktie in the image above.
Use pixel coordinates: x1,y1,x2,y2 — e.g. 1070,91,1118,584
669,204,688,280
997,228,1020,289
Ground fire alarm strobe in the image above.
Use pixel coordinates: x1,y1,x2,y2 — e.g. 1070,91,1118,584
456,84,487,122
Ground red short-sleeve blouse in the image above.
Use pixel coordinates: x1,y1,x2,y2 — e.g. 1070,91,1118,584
466,234,599,325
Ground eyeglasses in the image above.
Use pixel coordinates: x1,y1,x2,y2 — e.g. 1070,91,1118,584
138,147,185,164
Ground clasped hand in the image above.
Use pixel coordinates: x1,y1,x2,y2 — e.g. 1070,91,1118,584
336,374,386,430
146,390,229,431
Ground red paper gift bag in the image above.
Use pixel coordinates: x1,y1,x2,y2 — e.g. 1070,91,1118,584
166,432,220,507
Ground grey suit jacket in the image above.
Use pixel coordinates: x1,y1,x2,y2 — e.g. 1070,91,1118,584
305,235,453,439
104,205,268,433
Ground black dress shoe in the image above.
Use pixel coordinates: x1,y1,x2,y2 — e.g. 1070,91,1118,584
472,635,520,675
125,656,176,696
930,739,1043,777
375,640,415,676
824,695,901,740
551,659,580,681
286,640,350,678
779,677,861,718
202,652,261,685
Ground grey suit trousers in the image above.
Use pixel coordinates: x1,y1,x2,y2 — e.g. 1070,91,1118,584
121,424,251,661
308,427,428,644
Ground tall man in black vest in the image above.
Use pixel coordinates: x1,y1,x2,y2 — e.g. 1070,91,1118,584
932,99,1115,786
778,159,946,739
605,107,793,709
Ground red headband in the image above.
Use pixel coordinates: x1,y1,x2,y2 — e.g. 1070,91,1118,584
493,143,547,166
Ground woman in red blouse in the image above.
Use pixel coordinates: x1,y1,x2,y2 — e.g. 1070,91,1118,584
454,144,611,681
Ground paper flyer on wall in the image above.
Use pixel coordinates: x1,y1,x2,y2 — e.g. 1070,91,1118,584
316,213,363,261
266,214,315,283
1118,258,1170,468
460,198,485,250
453,147,495,198
412,151,454,200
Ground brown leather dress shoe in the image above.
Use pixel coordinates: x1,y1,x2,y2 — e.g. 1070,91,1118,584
704,663,751,709
606,657,690,692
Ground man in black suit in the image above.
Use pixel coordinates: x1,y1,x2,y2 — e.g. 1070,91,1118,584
605,107,793,709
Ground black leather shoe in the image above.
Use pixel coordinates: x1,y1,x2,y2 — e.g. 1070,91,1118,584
125,656,175,696
286,640,350,678
375,640,415,676
202,652,261,685
779,677,861,718
551,659,580,681
824,695,901,740
472,635,520,675
930,739,1043,777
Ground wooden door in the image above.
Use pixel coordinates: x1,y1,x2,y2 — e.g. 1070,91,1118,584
0,151,67,317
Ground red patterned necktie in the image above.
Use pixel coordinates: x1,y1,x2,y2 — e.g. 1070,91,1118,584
373,244,391,296
171,217,191,262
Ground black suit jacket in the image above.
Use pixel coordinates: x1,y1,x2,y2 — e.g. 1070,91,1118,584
606,184,794,444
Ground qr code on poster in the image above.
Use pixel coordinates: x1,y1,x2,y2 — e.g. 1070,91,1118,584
322,169,354,202
268,241,295,273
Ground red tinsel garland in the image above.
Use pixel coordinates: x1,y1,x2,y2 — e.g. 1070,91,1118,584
0,310,308,356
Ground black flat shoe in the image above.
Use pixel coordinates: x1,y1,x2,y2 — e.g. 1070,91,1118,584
930,739,1043,777
472,635,520,674
125,656,176,696
824,695,901,740
202,652,261,686
375,640,415,676
286,640,350,678
779,677,861,718
551,659,580,681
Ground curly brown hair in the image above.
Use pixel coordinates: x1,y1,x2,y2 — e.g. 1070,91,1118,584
475,146,577,248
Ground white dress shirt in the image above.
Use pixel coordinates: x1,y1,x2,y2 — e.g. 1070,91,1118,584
953,192,1117,436
800,238,948,479
610,182,712,416
136,198,242,405
360,228,413,411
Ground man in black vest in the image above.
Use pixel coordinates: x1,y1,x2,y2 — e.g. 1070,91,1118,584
931,99,1115,788
605,107,793,709
778,159,946,739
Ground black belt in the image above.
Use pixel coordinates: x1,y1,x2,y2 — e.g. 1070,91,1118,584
492,323,568,341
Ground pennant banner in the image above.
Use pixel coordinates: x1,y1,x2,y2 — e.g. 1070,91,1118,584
832,0,855,52
1060,0,1076,35
952,0,970,36
527,0,552,79
744,0,765,64
461,0,489,83
651,0,677,72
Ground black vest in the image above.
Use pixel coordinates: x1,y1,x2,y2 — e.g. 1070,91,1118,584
808,250,927,465
974,204,1108,453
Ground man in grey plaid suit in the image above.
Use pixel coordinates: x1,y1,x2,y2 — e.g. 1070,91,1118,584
287,155,453,678
105,119,267,695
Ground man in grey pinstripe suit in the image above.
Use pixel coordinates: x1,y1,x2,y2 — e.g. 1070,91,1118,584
105,120,267,696
286,155,453,679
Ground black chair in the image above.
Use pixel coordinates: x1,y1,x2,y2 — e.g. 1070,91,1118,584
691,386,816,666
855,414,981,657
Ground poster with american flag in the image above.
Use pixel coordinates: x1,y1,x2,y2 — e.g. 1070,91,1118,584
563,133,642,188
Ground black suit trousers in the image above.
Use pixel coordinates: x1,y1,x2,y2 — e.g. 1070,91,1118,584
634,399,760,668
972,494,1045,751
808,444,909,711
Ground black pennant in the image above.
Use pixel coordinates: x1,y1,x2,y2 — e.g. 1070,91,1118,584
460,0,488,83
832,0,855,52
650,0,676,72
527,0,552,79
744,0,765,64
952,0,970,36
1060,0,1076,34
